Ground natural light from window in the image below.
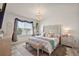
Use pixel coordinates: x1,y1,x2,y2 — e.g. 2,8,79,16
17,21,33,36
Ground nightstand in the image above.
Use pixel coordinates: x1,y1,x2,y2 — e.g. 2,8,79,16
61,35,74,48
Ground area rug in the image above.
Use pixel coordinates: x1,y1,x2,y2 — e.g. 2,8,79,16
23,44,67,56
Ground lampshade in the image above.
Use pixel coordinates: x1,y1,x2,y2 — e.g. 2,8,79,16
63,27,72,36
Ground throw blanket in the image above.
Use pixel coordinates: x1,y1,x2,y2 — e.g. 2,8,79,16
49,40,55,49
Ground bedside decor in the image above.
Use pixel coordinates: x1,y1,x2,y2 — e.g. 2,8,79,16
0,30,4,39
63,28,72,36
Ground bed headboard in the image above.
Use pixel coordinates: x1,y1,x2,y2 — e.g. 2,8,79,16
43,25,61,36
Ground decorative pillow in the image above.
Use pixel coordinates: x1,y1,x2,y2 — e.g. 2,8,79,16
49,33,59,38
43,33,48,37
43,32,59,38
47,33,51,37
50,33,55,37
44,32,55,38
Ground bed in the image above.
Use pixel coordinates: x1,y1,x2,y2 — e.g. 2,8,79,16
28,25,61,55
29,36,59,55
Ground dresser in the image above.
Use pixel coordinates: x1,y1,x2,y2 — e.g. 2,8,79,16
61,35,74,48
0,38,11,56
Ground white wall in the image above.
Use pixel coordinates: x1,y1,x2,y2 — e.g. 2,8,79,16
2,3,79,39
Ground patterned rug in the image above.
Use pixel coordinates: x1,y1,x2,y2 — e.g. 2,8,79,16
24,44,67,56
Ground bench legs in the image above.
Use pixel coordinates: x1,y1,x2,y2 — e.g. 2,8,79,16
37,48,39,56
42,49,43,54
49,53,51,56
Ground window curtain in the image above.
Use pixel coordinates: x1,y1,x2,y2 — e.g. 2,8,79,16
12,18,18,42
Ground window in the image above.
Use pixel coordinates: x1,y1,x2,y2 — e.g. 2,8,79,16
16,19,33,36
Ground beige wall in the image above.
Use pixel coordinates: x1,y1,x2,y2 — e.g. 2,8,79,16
39,4,79,38
1,3,79,40
2,12,36,38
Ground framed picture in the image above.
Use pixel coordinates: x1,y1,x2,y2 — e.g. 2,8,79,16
0,3,6,12
0,3,6,29
0,3,3,12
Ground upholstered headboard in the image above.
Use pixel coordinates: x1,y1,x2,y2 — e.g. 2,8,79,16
43,25,61,37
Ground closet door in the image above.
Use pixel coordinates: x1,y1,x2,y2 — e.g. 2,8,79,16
0,39,11,56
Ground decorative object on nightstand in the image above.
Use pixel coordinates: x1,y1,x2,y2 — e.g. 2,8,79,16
63,27,72,37
0,30,4,39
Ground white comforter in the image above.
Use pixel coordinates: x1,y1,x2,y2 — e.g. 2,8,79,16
29,36,59,54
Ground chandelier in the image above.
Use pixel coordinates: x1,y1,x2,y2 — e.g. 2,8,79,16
36,9,42,21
